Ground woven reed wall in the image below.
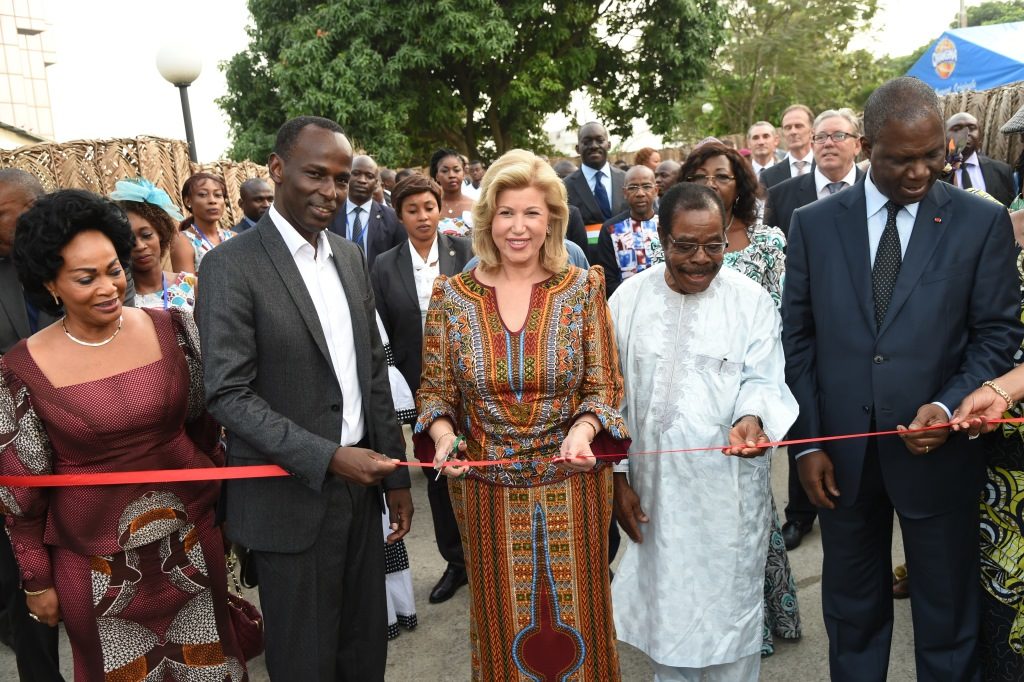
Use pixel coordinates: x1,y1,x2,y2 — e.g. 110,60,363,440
939,81,1023,164
0,136,269,227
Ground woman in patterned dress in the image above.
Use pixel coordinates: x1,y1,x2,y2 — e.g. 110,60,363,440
680,142,797,656
170,172,236,274
0,190,246,680
111,178,197,312
431,148,476,236
414,149,630,681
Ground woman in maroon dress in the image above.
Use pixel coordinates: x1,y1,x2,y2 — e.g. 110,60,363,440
0,190,246,680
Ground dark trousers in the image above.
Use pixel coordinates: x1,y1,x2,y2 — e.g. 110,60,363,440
0,531,63,681
818,442,980,682
785,447,818,528
421,469,464,569
253,480,386,682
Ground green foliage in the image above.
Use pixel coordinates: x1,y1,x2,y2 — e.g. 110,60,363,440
957,0,1024,26
670,0,881,141
219,0,723,165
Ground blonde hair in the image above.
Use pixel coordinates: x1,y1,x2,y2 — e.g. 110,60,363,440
471,149,568,272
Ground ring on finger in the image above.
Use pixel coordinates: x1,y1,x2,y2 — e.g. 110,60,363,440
924,445,930,453
28,613,40,622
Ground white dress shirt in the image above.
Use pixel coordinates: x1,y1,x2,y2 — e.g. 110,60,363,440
409,237,440,330
751,158,776,176
581,162,613,200
786,150,814,176
270,205,365,445
958,152,986,191
814,164,859,200
345,198,374,251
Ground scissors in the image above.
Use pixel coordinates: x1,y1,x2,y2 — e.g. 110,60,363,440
434,434,465,481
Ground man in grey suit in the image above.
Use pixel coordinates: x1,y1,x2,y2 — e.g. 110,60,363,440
563,121,627,255
197,116,412,681
0,168,65,681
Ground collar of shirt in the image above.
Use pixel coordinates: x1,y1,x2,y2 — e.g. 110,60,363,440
751,158,776,174
814,164,858,196
962,151,979,168
269,204,334,261
581,162,611,184
243,215,257,228
864,172,921,265
786,150,814,169
345,198,374,218
864,172,921,222
410,236,439,270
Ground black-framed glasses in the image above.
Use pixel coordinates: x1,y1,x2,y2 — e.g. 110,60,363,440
686,173,734,185
667,239,728,256
811,132,856,144
624,183,656,193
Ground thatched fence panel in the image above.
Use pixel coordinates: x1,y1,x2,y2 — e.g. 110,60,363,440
939,80,1023,165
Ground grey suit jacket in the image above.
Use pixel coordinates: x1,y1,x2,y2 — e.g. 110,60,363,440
764,167,865,237
196,212,409,554
370,234,473,393
563,166,627,228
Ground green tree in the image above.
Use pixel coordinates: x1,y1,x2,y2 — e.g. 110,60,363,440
959,0,1024,26
219,0,723,165
669,0,880,141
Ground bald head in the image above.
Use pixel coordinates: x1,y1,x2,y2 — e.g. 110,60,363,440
863,77,941,145
946,111,981,158
0,169,44,258
654,159,681,196
238,177,273,222
624,165,656,219
349,155,380,204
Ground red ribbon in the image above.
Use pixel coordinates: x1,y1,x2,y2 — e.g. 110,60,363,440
1,418,1020,488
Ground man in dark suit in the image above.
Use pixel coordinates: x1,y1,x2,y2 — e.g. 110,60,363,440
564,121,627,255
946,111,1016,205
760,104,815,188
0,169,65,682
328,154,405,270
783,78,1021,682
198,116,412,681
232,177,273,233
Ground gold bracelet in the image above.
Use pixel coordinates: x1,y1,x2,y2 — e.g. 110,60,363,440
983,380,1017,411
570,420,599,440
24,587,51,597
433,431,456,447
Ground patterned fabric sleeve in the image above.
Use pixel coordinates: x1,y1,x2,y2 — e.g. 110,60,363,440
169,308,224,467
753,224,787,309
574,267,631,461
413,276,461,463
0,358,54,592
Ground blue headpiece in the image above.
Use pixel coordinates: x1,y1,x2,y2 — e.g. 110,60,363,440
109,178,184,221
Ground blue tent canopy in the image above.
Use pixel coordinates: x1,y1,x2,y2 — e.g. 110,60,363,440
906,22,1024,95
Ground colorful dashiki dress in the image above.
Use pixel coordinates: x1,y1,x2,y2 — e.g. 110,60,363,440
721,223,800,655
414,265,630,681
136,272,198,312
184,225,236,272
438,211,473,237
0,308,246,681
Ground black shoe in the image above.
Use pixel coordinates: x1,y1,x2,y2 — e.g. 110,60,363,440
429,565,468,604
781,521,811,551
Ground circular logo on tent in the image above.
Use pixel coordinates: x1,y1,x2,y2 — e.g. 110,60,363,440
931,38,957,80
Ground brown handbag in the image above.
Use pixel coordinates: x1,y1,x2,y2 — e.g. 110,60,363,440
226,551,265,660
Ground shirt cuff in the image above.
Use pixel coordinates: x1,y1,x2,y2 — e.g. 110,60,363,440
794,448,821,460
930,402,952,420
613,461,630,474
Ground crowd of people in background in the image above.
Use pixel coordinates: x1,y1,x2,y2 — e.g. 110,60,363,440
0,74,1023,681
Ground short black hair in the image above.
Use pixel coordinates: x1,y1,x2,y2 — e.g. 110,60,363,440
274,116,345,160
394,168,417,184
13,189,134,315
0,168,44,199
657,182,725,245
391,174,443,215
679,143,761,226
429,148,462,181
863,77,940,144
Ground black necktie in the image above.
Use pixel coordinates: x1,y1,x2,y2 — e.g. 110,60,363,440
592,171,612,219
872,201,902,329
959,167,973,189
350,207,364,252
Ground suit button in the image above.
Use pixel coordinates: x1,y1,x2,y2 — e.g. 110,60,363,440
330,404,341,412
873,355,884,364
863,405,871,413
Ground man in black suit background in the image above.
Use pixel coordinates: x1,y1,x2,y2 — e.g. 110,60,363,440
329,154,405,269
564,121,627,254
0,168,65,682
945,111,1016,205
783,77,1021,681
760,104,815,188
232,177,274,233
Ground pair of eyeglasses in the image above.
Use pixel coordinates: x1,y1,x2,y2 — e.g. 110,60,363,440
667,239,728,256
811,132,856,144
624,183,656,193
686,173,734,185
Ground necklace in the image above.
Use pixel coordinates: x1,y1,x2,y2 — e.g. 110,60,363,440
62,315,123,347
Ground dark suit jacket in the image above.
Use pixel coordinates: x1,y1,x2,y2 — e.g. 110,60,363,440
197,213,409,554
979,154,1015,206
764,167,865,237
566,205,589,257
593,210,631,297
328,200,405,270
231,218,255,234
563,166,627,228
370,234,473,393
760,158,815,189
782,180,1021,516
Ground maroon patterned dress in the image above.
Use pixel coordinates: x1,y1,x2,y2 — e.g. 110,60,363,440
0,308,246,681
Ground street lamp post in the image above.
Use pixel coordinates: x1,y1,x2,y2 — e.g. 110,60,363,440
156,46,202,163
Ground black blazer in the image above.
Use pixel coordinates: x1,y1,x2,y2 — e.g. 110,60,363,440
760,158,816,189
370,234,473,393
764,166,865,237
328,199,406,270
566,205,589,257
979,155,1016,206
592,209,631,297
563,166,627,228
782,179,1021,515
